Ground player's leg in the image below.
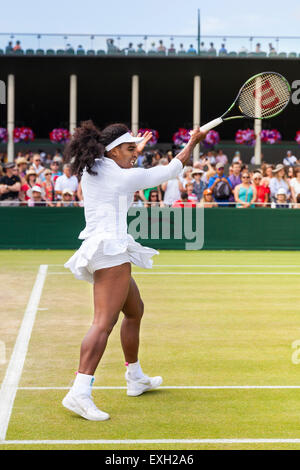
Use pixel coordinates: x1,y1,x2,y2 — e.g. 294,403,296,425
78,262,131,375
62,262,131,420
121,277,163,396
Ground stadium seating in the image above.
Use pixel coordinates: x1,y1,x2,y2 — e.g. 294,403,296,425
56,49,65,55
76,49,85,55
0,49,3,55
46,49,55,55
87,49,95,55
26,49,35,55
96,49,106,55
35,49,44,55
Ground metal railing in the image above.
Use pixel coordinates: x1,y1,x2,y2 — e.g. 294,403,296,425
1,33,300,57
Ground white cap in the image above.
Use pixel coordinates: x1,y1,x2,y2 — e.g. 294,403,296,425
105,132,144,152
277,188,287,195
31,185,42,193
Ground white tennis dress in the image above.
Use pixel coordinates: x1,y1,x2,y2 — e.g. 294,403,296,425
64,156,183,283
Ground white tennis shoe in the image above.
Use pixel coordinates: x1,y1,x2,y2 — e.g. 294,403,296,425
125,371,163,396
62,390,110,421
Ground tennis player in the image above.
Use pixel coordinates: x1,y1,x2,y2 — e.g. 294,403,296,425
62,120,206,421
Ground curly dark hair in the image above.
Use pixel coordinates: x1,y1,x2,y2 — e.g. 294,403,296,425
64,120,129,176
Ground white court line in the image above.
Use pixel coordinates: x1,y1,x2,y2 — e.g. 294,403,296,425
2,438,300,445
48,272,300,275
0,265,48,441
47,264,300,268
17,385,300,390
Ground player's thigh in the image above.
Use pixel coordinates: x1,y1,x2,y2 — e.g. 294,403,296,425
122,276,144,320
93,263,132,327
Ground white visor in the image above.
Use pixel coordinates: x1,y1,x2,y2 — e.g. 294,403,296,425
105,132,144,152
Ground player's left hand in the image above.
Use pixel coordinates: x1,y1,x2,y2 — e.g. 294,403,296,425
136,131,153,154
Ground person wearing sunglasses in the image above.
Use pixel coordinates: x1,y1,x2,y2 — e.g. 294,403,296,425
253,172,270,207
31,153,45,177
234,172,257,208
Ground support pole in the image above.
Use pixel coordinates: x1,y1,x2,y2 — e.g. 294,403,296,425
193,75,201,163
7,74,15,163
131,75,139,135
69,74,77,135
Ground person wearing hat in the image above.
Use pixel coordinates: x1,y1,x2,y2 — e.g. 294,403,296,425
20,169,38,202
41,168,55,206
269,164,290,202
16,157,29,182
198,188,218,208
191,168,205,201
208,162,232,206
274,187,290,208
57,188,78,207
0,162,21,205
62,120,207,421
27,184,46,207
283,150,298,167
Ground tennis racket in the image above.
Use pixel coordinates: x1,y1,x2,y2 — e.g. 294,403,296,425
199,71,291,133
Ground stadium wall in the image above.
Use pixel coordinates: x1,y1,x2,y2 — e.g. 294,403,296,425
0,56,299,142
1,207,300,250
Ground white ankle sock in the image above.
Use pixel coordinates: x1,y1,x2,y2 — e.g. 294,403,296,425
126,360,145,380
72,372,95,396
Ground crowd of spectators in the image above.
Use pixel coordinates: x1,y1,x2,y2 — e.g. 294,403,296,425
1,147,300,209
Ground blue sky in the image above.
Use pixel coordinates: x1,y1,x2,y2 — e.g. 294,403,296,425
1,0,300,36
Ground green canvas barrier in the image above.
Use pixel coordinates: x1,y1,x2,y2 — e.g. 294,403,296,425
0,207,300,250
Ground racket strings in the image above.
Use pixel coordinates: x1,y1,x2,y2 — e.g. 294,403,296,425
238,73,290,119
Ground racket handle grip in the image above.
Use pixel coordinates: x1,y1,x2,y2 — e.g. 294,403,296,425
200,117,223,133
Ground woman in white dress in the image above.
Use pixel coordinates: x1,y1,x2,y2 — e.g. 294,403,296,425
62,120,206,421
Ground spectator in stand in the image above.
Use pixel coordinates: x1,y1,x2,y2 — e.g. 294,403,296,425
20,170,38,202
228,162,242,204
273,188,290,208
179,43,185,53
269,164,290,202
198,188,218,208
262,164,274,185
137,43,145,54
287,166,295,183
132,190,144,207
253,172,270,207
293,194,300,209
172,191,196,208
41,169,55,206
219,43,227,54
168,43,176,54
232,151,242,164
16,157,28,184
186,182,198,203
126,43,135,53
250,152,264,164
191,169,205,201
0,162,21,205
31,153,45,178
187,44,196,53
200,41,207,52
148,42,156,53
54,163,78,200
290,167,300,203
206,150,216,165
106,38,119,53
283,150,298,166
13,40,22,52
208,162,232,206
208,42,216,54
216,149,228,166
157,40,166,52
180,166,194,188
5,41,13,54
27,185,46,207
269,43,276,53
162,174,181,207
255,43,261,53
146,189,163,207
234,172,257,208
57,189,78,207
49,160,63,182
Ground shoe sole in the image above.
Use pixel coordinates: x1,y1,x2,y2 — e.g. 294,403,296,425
126,377,163,397
62,397,110,421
